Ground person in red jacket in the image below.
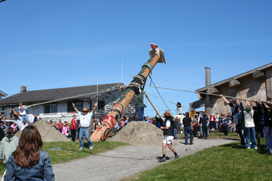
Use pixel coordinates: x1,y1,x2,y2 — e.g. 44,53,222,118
70,115,76,141
209,113,216,130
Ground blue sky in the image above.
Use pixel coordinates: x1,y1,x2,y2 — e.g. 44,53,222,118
1,0,271,116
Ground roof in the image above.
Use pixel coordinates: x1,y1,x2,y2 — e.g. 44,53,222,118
0,90,8,98
0,83,121,105
196,62,272,92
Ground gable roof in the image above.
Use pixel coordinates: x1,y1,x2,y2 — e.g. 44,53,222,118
0,83,121,105
196,62,272,92
0,90,8,98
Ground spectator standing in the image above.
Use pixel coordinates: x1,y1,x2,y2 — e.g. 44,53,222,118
72,102,97,150
62,123,70,137
70,115,76,141
200,114,208,139
215,113,220,130
158,111,179,162
244,100,257,149
134,92,145,121
12,109,26,132
172,117,178,139
191,115,198,138
183,112,194,145
57,120,63,133
237,101,246,146
18,102,33,126
0,127,19,164
176,118,181,136
209,113,216,130
33,115,38,124
261,98,272,149
75,119,80,141
125,116,129,125
4,126,55,180
252,101,264,147
221,114,229,136
198,112,204,137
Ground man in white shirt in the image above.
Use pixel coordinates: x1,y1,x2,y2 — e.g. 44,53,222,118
72,102,97,150
18,102,34,126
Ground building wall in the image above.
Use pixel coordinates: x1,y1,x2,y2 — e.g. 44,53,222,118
209,74,268,114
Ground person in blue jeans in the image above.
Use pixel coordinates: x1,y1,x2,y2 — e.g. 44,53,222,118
134,92,145,121
182,112,194,145
244,100,257,149
72,102,97,150
18,102,34,125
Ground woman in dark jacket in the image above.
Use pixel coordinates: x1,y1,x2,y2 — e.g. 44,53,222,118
4,125,55,181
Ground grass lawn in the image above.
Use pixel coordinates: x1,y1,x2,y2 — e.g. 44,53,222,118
0,140,128,175
127,138,272,181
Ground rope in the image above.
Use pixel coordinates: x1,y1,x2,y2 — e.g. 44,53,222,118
145,91,190,110
148,75,173,115
145,85,270,104
1,83,123,113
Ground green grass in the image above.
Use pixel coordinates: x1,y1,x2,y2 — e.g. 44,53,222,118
127,138,272,181
0,140,128,175
178,132,240,140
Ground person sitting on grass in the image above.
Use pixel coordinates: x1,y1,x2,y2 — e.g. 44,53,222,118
4,125,55,180
159,111,179,162
244,99,257,149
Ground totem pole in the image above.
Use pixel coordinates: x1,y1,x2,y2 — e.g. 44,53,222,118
90,43,166,141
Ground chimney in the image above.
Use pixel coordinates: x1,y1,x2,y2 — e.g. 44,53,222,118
21,86,27,93
205,67,211,86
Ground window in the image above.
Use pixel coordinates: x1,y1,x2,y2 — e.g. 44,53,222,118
44,104,57,113
67,101,83,112
98,100,105,110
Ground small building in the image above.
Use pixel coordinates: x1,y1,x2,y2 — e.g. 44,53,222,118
0,83,136,123
190,63,272,114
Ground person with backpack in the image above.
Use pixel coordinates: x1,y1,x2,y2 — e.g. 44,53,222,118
158,111,179,162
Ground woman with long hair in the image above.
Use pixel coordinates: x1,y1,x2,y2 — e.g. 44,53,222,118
4,125,55,180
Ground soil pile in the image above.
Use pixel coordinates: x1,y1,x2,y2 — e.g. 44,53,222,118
15,120,71,142
109,121,164,146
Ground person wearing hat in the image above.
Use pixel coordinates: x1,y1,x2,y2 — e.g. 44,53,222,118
158,111,179,162
244,99,257,149
72,102,97,150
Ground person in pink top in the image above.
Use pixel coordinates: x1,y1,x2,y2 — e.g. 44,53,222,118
62,123,70,137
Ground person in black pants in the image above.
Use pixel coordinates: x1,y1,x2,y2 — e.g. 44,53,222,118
221,114,229,136
200,114,208,139
237,100,246,146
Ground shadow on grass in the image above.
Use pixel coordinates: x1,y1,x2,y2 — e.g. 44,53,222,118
221,142,269,155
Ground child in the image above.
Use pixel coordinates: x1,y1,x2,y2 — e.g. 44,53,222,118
62,123,70,137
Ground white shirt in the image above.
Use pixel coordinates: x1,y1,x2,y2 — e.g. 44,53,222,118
215,115,219,122
244,111,255,127
78,111,93,127
16,116,25,131
166,120,171,127
19,105,28,115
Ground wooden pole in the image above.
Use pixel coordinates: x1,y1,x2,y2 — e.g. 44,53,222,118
142,91,162,119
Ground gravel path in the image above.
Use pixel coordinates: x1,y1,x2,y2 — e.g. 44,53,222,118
52,138,236,181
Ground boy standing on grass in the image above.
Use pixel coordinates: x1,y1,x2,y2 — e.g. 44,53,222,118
159,111,179,162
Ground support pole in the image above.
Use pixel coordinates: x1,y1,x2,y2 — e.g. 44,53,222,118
142,91,162,119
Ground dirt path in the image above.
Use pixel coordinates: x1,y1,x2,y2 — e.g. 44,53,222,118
52,138,236,181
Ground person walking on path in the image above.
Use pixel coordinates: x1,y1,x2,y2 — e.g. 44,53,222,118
72,102,97,150
200,114,209,139
244,99,257,149
159,111,179,162
70,115,76,141
4,126,55,181
183,112,194,145
18,102,33,126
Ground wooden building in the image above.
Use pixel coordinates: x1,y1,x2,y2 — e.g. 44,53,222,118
0,83,136,123
190,63,272,114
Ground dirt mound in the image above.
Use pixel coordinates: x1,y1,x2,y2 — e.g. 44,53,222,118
109,121,164,146
15,120,71,142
